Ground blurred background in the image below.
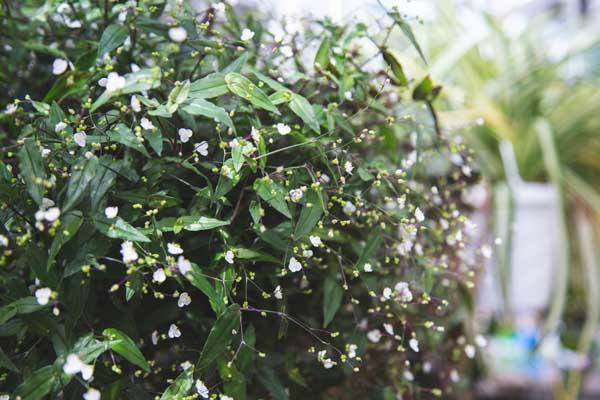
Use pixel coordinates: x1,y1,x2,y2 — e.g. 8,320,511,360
248,0,600,398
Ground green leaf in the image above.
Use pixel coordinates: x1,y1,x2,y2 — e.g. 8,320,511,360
181,98,236,133
289,94,320,134
196,304,240,369
314,37,331,69
0,346,19,372
18,138,45,205
160,367,194,400
63,156,98,211
91,67,161,112
412,75,441,102
257,365,289,400
189,72,228,99
144,130,163,156
97,24,129,59
269,90,293,105
108,123,150,157
174,216,230,233
381,49,408,86
388,10,427,64
90,157,118,211
185,263,226,315
13,365,56,400
94,216,151,243
323,275,343,327
294,190,324,240
355,229,383,269
47,211,83,269
224,72,280,115
232,247,281,264
253,178,291,219
103,328,150,372
0,297,48,325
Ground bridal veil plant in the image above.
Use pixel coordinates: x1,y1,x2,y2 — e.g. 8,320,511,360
0,1,481,398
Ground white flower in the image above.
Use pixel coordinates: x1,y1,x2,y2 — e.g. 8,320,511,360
274,285,283,300
250,126,260,142
140,117,154,130
347,344,357,358
130,95,141,112
196,379,210,398
289,188,303,202
83,388,101,400
382,287,392,300
55,121,67,132
481,244,492,259
52,58,68,75
464,344,476,359
168,26,188,42
74,131,87,147
65,18,82,28
367,329,382,343
224,250,235,264
344,161,353,175
84,151,94,160
403,370,414,382
276,123,291,135
383,323,394,335
394,281,413,302
214,2,226,13
363,263,372,272
344,91,353,100
104,72,126,93
0,234,8,247
317,350,336,369
153,268,166,283
288,257,302,272
475,334,488,348
450,369,460,382
409,338,420,352
104,206,118,219
177,256,192,275
41,147,51,157
178,292,192,308
280,45,293,57
414,207,425,222
178,128,193,143
120,241,138,263
5,103,17,114
319,174,330,184
241,28,255,41
151,330,159,345
63,354,93,380
343,201,356,215
44,207,61,222
168,323,181,338
35,287,52,305
221,396,234,400
194,141,209,156
167,242,184,255
309,235,322,247
302,249,313,258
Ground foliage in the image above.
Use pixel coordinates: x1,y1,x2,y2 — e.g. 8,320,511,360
0,1,480,399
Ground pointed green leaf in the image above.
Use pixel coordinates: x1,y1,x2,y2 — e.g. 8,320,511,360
18,138,45,205
181,98,236,133
160,367,194,400
382,49,408,86
13,365,56,400
196,304,240,370
289,94,320,134
108,124,150,157
90,157,118,211
94,216,151,243
314,37,331,69
189,72,228,99
98,24,129,59
144,130,163,156
47,211,83,269
224,72,280,115
388,10,427,64
323,275,343,327
294,190,325,240
253,178,291,218
103,328,150,372
174,216,230,232
184,263,226,315
355,228,383,269
63,156,98,211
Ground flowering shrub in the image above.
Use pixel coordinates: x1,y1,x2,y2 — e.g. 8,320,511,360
0,1,481,399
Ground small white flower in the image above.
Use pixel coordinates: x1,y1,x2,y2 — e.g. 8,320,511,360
214,2,226,13
464,344,476,359
44,207,61,222
63,354,92,380
280,45,293,57
168,26,188,43
409,338,420,352
130,95,141,112
55,121,67,132
0,234,8,247
403,370,414,381
177,256,192,275
140,117,154,130
383,323,394,335
104,72,126,93
83,388,101,400
168,323,181,338
104,206,118,219
74,131,87,147
178,128,193,143
481,244,492,259
344,161,353,175
343,201,356,215
394,281,413,302
250,126,260,142
194,141,209,156
382,287,392,300
367,329,382,343
167,242,184,255
414,207,425,222
309,236,322,247
52,58,68,75
80,364,94,380
289,188,303,202
347,344,357,358
241,28,255,41
178,292,192,308
319,174,330,184
153,268,166,283
344,91,353,100
224,250,234,264
196,379,210,398
35,287,52,305
302,249,313,258
450,369,460,382
180,361,193,370
151,330,159,345
228,138,240,148
84,151,94,161
475,334,488,347
5,103,17,114
41,147,51,157
65,18,82,28
288,257,302,272
120,241,138,263
276,123,291,135
274,285,283,300
363,263,372,272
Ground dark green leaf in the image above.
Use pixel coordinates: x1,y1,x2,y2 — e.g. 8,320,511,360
181,98,236,133
185,263,226,315
94,216,151,243
160,367,194,400
47,211,83,269
388,10,427,64
355,228,382,269
144,130,163,156
196,304,240,369
382,49,408,86
412,75,441,102
90,157,118,211
18,138,45,205
294,190,324,240
174,216,230,232
323,275,343,327
98,24,129,59
108,124,150,157
13,365,56,400
253,178,291,218
103,328,150,372
63,156,98,211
